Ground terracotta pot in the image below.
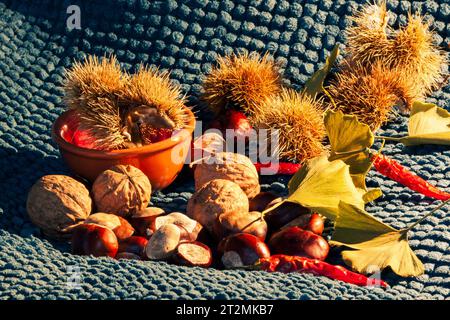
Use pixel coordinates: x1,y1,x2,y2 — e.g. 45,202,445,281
52,108,196,190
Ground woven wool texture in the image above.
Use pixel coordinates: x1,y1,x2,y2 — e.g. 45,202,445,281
0,0,449,300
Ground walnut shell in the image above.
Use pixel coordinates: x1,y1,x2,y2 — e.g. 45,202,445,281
92,165,151,217
194,152,260,198
186,179,249,233
26,175,92,239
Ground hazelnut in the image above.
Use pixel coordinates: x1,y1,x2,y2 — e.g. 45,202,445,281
27,175,92,239
92,165,151,217
194,152,260,199
85,212,134,240
186,179,249,234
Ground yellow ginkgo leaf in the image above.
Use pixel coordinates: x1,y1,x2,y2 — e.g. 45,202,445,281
330,202,425,277
325,110,374,156
324,110,381,201
401,101,450,146
283,156,365,220
303,45,339,99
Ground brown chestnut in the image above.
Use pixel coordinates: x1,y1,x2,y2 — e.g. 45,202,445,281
172,241,212,267
145,223,181,260
85,212,134,240
306,213,324,235
281,213,324,235
249,192,279,212
118,236,148,259
130,207,165,237
72,223,118,258
213,211,267,241
218,233,270,268
268,226,329,261
264,202,310,232
151,212,203,241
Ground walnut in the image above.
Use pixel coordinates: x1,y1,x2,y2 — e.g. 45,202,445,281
186,179,249,233
194,152,260,199
26,175,92,239
92,165,151,217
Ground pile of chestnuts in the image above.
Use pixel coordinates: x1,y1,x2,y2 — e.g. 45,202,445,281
27,159,331,270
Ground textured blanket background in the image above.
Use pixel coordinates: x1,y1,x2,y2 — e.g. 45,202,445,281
0,0,449,300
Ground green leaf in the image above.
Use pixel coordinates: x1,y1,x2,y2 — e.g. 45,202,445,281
324,110,380,201
330,202,425,277
284,156,365,220
400,101,450,146
303,45,339,99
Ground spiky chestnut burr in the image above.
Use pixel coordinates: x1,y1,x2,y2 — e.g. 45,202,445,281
345,1,392,68
122,66,190,129
64,55,126,106
249,88,326,163
345,1,447,107
64,56,128,149
119,66,191,147
64,57,190,150
392,14,447,102
326,60,413,131
201,51,283,116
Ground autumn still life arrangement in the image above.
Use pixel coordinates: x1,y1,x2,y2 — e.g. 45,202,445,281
26,2,449,288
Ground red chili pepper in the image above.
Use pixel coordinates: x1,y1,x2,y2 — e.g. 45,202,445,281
255,162,301,175
372,154,450,201
257,255,388,288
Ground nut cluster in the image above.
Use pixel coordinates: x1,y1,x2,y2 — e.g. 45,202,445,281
27,153,329,270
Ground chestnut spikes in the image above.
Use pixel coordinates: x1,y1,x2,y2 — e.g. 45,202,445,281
122,66,190,130
63,55,191,150
344,1,447,111
249,88,326,163
326,60,405,130
202,51,283,116
63,56,128,150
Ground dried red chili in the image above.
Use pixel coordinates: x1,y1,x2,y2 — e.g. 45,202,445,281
372,153,450,201
254,162,301,175
257,255,388,287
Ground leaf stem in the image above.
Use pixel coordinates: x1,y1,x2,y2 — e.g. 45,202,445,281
261,200,284,217
374,135,405,142
332,147,369,157
323,88,337,110
405,199,450,232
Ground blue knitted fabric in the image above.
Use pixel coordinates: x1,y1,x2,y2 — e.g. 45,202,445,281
0,0,449,300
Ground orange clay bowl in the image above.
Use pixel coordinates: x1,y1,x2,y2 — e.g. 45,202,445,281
52,107,196,190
